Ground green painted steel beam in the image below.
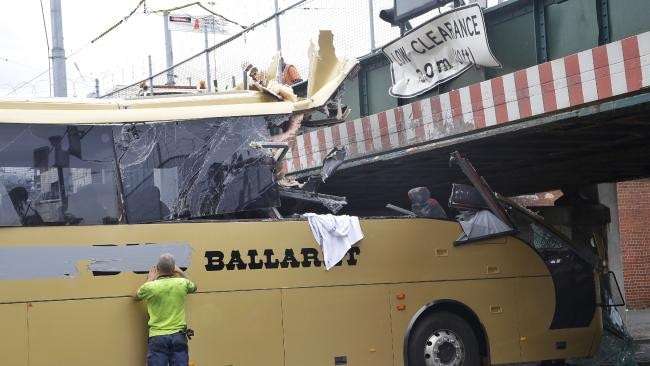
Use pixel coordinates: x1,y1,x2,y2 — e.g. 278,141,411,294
359,68,369,117
534,0,548,63
596,0,610,44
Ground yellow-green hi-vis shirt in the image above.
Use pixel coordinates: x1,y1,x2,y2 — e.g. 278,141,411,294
137,277,197,337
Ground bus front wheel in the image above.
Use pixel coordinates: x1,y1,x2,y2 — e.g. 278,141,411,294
408,311,480,366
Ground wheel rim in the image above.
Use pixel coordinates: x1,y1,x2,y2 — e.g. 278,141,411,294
423,329,465,366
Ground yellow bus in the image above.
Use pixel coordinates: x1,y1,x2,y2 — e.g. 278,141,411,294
0,33,619,366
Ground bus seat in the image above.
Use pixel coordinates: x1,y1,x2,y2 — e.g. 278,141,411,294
408,187,447,219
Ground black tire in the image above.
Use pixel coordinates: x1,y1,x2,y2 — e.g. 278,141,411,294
407,311,480,366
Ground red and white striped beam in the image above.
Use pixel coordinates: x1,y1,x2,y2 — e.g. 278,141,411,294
285,31,650,174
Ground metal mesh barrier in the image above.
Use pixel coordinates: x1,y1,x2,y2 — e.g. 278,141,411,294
102,0,403,99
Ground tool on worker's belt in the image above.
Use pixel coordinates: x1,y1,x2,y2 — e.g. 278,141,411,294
181,325,195,340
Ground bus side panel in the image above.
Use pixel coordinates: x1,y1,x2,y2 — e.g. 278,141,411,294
27,297,148,366
0,219,549,304
516,276,603,362
186,290,285,366
282,285,393,366
0,303,28,366
389,279,522,365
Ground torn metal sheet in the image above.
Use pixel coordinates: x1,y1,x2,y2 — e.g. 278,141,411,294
0,243,192,280
299,30,359,111
318,196,345,214
115,116,285,222
320,146,346,182
277,146,348,214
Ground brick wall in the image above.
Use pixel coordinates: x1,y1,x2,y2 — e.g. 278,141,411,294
617,179,650,309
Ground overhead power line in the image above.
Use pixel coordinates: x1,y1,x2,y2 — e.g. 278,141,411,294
91,1,246,45
39,0,52,96
91,0,146,43
7,0,146,96
5,69,51,96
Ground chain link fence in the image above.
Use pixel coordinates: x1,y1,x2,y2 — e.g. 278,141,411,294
102,0,404,99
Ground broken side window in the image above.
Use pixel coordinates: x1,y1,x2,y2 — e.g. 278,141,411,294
114,116,282,222
448,183,514,244
0,123,119,226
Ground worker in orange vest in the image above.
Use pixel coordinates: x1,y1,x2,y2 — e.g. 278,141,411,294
280,57,303,85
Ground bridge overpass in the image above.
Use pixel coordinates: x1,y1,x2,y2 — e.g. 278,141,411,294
284,1,650,213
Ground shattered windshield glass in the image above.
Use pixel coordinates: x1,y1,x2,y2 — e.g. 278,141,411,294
0,124,119,226
114,116,283,223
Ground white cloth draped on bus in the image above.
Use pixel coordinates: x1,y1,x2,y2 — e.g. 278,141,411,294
303,213,364,270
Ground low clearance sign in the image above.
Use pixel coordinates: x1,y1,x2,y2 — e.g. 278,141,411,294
382,3,501,98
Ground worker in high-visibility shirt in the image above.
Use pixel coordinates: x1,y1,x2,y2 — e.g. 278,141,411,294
280,57,303,85
135,253,197,366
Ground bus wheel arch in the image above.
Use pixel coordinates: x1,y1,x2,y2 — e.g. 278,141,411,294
404,300,490,366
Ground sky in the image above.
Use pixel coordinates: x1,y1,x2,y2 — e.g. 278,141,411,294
0,0,499,98
0,0,280,97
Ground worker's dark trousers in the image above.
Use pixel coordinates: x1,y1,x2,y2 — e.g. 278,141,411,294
147,332,188,366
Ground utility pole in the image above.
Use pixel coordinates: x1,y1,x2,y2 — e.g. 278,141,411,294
163,12,175,85
204,23,212,92
368,0,376,51
148,55,155,96
50,0,68,97
274,0,282,53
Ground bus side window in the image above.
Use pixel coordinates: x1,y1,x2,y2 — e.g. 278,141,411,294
0,123,119,226
114,117,280,222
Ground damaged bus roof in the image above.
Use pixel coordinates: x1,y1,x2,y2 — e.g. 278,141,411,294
0,31,358,124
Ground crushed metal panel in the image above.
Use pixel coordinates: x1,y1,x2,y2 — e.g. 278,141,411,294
320,146,347,182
